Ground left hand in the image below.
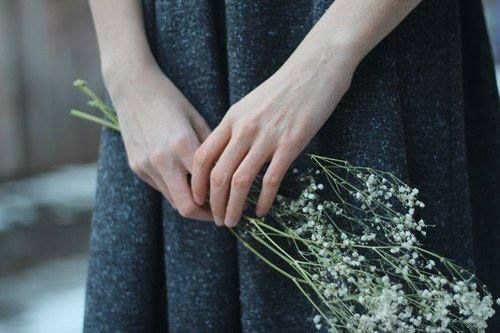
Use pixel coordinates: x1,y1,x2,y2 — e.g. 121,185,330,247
191,48,356,227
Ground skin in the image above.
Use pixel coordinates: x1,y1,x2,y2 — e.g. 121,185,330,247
89,0,421,226
90,0,213,220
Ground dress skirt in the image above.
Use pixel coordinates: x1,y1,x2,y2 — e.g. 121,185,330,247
84,0,500,331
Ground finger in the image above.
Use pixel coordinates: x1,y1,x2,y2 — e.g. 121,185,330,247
190,113,212,142
134,158,176,207
256,149,296,217
132,166,163,195
224,145,270,227
210,140,250,226
176,129,203,175
163,165,213,221
191,125,231,206
148,170,175,207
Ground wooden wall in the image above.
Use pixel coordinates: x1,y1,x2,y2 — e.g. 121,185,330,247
0,0,104,180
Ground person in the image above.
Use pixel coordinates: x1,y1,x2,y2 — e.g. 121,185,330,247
84,0,499,331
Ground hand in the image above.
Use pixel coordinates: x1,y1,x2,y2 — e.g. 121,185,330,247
191,47,356,227
106,64,213,220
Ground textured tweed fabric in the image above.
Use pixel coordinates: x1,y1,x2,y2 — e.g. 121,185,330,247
84,0,499,332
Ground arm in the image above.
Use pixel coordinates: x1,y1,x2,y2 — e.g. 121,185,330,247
89,0,213,220
191,0,422,227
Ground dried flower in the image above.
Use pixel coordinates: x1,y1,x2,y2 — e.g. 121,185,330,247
235,156,498,332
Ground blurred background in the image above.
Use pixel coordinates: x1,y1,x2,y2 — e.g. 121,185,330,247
0,1,498,332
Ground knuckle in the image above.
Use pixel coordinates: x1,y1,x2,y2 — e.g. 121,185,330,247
239,122,259,139
193,147,209,168
232,172,252,189
210,168,227,188
170,134,191,152
178,202,196,218
263,171,282,188
278,139,293,151
282,132,306,150
149,150,167,167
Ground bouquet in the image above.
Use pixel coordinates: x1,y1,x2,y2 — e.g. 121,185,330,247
72,79,498,332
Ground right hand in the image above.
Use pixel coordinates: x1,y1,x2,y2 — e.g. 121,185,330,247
106,64,213,221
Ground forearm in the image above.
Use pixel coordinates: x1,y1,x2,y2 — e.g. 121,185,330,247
89,0,157,88
285,0,422,80
324,0,421,60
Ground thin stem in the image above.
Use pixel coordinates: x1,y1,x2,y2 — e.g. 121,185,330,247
230,229,306,283
70,110,120,131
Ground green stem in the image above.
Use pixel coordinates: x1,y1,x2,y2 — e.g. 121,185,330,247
230,229,305,283
70,110,120,131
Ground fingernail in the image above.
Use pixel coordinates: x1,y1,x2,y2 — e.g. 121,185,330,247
193,193,204,205
225,218,238,228
255,207,263,217
214,215,223,226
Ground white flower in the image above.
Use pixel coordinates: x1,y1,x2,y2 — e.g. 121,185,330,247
237,157,495,332
425,260,436,270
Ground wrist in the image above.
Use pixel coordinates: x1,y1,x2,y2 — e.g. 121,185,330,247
324,32,365,71
282,23,362,94
289,5,366,81
311,24,364,79
101,48,158,91
281,41,356,96
101,54,159,96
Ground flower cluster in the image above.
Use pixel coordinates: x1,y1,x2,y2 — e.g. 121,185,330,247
237,156,498,332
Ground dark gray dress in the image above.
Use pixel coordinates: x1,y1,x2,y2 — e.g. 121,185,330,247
84,0,500,331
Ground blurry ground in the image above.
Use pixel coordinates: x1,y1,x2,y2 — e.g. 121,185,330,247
0,256,87,333
0,165,95,332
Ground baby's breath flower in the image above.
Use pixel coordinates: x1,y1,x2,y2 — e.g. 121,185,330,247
236,156,496,332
